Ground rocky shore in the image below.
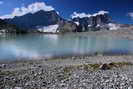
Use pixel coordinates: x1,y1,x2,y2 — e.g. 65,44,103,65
1,55,133,89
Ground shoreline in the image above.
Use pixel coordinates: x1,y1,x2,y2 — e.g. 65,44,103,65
1,29,133,39
0,53,133,63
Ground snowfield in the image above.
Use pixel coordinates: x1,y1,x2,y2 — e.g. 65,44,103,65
37,24,59,33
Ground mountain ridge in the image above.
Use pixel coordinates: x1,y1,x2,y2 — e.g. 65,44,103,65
0,10,132,33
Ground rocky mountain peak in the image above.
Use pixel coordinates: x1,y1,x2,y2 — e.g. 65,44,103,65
5,10,63,29
72,11,112,32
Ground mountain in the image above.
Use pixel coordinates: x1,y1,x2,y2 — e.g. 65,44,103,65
6,10,62,29
72,12,112,32
3,10,133,33
5,10,77,33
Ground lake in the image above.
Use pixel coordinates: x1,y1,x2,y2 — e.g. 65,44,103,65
0,33,133,60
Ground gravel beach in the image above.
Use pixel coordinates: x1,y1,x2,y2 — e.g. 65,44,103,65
1,55,133,89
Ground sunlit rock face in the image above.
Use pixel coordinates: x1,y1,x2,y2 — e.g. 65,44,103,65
72,11,112,32
57,21,77,33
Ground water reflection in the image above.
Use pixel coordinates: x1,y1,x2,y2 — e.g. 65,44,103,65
0,34,133,60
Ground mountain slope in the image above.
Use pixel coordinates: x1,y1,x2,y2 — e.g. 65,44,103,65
5,10,77,33
6,10,63,29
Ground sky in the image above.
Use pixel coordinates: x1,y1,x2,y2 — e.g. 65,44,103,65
0,0,132,24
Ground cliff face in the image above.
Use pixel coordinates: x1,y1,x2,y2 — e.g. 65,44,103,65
72,13,112,32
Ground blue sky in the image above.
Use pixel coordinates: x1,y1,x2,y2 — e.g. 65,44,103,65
0,0,132,24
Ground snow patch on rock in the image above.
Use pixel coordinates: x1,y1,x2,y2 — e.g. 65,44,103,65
37,24,59,33
88,25,92,27
108,23,120,30
74,22,80,26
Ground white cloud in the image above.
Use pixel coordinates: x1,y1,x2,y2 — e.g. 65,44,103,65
71,10,109,19
92,11,108,16
71,12,91,19
0,2,54,19
128,12,133,19
0,1,3,5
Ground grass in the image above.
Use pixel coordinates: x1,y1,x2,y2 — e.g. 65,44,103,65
109,62,133,68
69,62,133,71
0,70,16,76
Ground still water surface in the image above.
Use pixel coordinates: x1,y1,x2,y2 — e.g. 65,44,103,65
0,34,133,60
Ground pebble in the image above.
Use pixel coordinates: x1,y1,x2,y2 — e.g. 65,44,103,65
14,87,22,89
1,62,133,89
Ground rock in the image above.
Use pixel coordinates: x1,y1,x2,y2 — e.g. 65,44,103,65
14,87,22,89
5,10,78,33
128,86,133,89
72,12,112,32
57,21,77,33
99,64,110,70
1,59,133,89
0,64,6,68
5,10,63,29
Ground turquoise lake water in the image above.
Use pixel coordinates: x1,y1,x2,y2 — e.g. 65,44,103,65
0,34,133,60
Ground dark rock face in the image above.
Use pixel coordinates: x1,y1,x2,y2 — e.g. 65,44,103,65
0,19,8,30
5,10,63,29
0,19,7,26
73,13,112,32
0,19,16,33
95,14,111,25
0,19,28,33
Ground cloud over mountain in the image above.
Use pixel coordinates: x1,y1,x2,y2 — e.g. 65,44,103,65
71,12,91,19
0,2,54,19
71,11,109,19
